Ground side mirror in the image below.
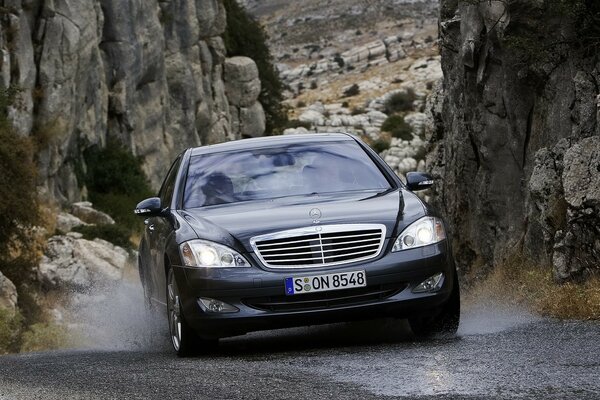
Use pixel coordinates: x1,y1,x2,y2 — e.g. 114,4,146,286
406,172,434,191
134,197,163,217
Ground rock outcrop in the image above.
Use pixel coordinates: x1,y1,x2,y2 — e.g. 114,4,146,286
38,234,130,290
0,272,18,312
430,1,600,281
225,56,265,138
1,0,265,203
71,202,115,226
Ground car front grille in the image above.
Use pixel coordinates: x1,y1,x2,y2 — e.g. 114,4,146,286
250,224,386,269
243,283,406,312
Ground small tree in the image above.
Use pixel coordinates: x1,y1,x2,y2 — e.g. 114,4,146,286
385,89,416,113
381,115,413,140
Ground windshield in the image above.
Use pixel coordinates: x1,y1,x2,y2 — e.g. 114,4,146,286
183,140,392,208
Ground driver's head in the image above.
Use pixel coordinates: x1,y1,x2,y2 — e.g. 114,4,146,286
202,172,234,206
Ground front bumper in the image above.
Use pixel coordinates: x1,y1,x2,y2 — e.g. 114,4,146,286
173,240,456,339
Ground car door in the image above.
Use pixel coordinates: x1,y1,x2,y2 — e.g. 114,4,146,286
147,156,182,305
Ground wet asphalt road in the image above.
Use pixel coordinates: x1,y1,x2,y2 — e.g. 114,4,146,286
0,310,599,400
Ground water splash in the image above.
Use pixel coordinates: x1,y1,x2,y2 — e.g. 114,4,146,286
66,280,169,352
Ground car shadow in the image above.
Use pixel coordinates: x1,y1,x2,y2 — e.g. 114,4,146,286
211,318,461,358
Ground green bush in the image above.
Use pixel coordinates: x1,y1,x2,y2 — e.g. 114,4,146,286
83,138,153,243
0,87,38,259
73,223,132,249
370,138,391,153
285,120,312,130
20,322,68,353
381,115,413,141
350,107,365,116
0,308,23,354
343,84,360,97
223,0,288,134
384,89,416,113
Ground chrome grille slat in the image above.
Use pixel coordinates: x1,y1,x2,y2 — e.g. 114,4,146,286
322,243,380,253
261,241,380,258
323,248,378,259
256,236,319,248
319,233,380,240
257,243,318,252
250,224,386,269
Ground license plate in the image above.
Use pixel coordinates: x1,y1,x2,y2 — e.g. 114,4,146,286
284,270,366,296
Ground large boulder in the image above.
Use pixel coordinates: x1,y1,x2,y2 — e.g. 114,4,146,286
56,212,88,234
224,56,261,107
38,235,129,290
239,102,266,138
71,202,115,225
0,272,18,312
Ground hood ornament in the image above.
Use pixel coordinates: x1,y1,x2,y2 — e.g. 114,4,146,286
309,208,322,224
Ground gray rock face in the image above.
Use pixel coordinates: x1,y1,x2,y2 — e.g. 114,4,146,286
0,272,18,312
225,56,265,138
431,1,600,281
38,235,129,290
1,1,265,202
71,202,115,226
56,212,88,234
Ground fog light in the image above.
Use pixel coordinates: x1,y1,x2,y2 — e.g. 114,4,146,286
412,272,444,293
198,298,238,313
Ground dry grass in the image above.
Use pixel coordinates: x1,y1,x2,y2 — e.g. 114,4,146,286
465,256,600,320
287,47,439,119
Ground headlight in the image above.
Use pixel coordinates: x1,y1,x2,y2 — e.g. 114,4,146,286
392,216,446,252
179,240,250,268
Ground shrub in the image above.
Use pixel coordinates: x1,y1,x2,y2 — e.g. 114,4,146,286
223,0,288,134
343,84,360,97
73,223,132,249
350,107,365,116
381,115,413,140
333,54,345,68
0,86,39,267
297,100,306,108
20,322,68,353
384,89,416,113
0,309,23,354
83,138,153,242
370,138,391,153
285,120,312,130
310,81,318,89
341,101,349,108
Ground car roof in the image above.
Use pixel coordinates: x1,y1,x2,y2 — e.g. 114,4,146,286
189,133,355,156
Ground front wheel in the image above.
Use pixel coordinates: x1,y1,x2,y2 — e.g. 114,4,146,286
408,270,460,338
167,268,216,357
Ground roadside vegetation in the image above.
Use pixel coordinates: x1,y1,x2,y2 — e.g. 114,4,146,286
0,87,69,354
370,89,419,153
82,138,153,249
465,255,600,320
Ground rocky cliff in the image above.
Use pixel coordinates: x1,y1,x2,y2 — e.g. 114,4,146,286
430,1,600,282
1,0,265,203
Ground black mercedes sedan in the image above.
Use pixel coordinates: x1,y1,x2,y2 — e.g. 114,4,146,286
135,133,459,356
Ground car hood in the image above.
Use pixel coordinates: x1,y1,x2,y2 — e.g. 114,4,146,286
179,189,426,253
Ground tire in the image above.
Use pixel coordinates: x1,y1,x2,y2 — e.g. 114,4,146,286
408,270,460,338
166,268,217,357
138,256,154,312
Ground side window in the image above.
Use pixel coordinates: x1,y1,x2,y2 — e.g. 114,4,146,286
158,157,182,208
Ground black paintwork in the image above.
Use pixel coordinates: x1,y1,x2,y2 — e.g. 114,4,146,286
136,133,456,338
